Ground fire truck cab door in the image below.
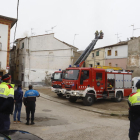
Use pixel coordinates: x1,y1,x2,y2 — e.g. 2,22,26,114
79,70,90,89
94,71,105,92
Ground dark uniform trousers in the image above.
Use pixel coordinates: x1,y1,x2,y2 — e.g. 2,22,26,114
26,102,35,122
0,113,10,131
129,117,140,140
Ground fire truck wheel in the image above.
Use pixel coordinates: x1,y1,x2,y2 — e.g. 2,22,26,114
57,93,63,97
69,97,77,103
83,94,94,106
115,92,123,102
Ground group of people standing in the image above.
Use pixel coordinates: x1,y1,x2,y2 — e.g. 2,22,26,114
0,73,40,131
2,73,140,139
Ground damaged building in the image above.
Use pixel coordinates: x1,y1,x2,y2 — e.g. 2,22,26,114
10,33,81,87
127,37,140,77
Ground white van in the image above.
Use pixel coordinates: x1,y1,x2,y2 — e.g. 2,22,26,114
132,77,140,93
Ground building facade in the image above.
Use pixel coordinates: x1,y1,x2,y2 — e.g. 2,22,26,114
0,15,17,76
127,37,140,77
85,41,128,70
104,42,128,69
10,33,80,87
85,48,105,67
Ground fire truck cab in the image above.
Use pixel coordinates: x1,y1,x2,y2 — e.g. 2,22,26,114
63,67,132,106
51,70,65,97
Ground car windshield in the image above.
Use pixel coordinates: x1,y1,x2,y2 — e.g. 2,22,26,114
53,73,62,80
64,70,79,80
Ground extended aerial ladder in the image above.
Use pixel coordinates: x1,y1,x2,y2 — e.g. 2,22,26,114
74,31,104,67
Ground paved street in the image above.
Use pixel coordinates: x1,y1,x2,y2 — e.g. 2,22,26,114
10,92,134,140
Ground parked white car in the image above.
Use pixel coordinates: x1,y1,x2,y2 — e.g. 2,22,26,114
132,77,140,93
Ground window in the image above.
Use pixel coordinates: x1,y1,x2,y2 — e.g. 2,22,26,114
96,51,99,56
115,64,118,67
54,73,62,80
89,64,93,67
96,62,100,65
82,70,89,80
96,73,102,81
0,42,2,50
109,63,112,66
64,70,79,80
21,74,24,81
21,42,24,49
115,50,117,56
108,50,111,56
92,53,94,58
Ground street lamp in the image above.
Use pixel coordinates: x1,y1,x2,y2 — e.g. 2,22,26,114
73,34,78,46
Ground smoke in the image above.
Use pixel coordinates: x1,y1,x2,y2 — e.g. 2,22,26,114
21,31,29,38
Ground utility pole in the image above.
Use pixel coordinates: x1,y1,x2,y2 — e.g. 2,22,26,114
31,28,35,36
31,28,33,36
73,34,78,46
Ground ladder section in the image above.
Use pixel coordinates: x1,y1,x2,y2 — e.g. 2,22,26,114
74,31,104,67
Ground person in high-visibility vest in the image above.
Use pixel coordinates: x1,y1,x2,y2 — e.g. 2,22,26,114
0,74,14,131
128,80,140,140
95,30,99,39
99,30,103,39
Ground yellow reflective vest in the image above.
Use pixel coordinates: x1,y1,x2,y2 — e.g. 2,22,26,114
0,82,15,114
0,82,14,98
128,89,140,106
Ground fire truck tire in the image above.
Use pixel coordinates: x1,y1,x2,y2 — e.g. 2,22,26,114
83,94,94,106
57,93,63,97
69,97,77,103
114,91,123,102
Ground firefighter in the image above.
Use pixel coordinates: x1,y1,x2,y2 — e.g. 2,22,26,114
0,74,14,131
128,80,140,140
23,85,40,125
99,30,103,39
95,30,99,39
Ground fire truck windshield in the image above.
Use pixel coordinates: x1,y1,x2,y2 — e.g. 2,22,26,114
53,73,62,81
64,70,79,80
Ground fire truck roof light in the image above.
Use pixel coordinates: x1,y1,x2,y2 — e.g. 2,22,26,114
59,69,61,71
69,65,71,67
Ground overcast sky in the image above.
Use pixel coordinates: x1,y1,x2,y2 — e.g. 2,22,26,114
1,0,140,50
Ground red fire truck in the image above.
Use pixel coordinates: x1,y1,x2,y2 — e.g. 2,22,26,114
51,30,104,97
51,70,65,97
52,31,132,105
63,67,132,105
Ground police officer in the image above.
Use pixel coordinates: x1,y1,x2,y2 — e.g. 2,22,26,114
23,85,40,125
128,80,140,140
0,74,14,131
